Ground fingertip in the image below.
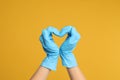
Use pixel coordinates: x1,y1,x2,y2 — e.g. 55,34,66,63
59,26,72,36
42,29,48,35
47,26,60,36
47,26,54,31
42,29,46,33
71,26,79,34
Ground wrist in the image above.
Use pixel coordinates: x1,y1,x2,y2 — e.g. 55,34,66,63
41,52,59,71
60,51,77,68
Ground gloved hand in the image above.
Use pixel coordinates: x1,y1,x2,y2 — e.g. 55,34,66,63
39,26,60,71
59,26,80,68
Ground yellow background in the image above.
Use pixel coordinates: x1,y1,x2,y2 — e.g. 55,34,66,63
0,0,120,80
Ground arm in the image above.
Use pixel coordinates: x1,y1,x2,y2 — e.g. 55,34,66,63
67,66,86,80
30,27,59,80
59,26,86,80
30,66,50,80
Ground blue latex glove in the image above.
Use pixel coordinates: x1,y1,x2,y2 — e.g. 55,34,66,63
39,26,60,71
59,26,80,68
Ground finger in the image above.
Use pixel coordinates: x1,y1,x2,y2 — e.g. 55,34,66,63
47,26,60,36
69,27,81,43
59,26,72,37
42,29,51,42
39,35,46,47
71,27,78,35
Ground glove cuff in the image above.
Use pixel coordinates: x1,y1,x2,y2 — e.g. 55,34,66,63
40,55,59,71
60,52,77,68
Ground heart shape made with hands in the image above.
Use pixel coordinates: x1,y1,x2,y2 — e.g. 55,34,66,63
47,26,72,37
44,26,80,44
48,26,73,46
40,25,80,52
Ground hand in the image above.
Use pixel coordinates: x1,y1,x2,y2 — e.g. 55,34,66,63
59,26,80,68
40,26,60,70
